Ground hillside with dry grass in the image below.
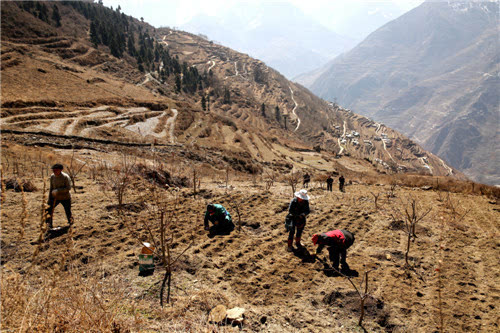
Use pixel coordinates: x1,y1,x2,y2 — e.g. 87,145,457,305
1,1,459,178
1,142,499,332
1,1,498,333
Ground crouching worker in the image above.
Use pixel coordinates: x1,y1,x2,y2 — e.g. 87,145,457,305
204,203,234,236
286,189,310,252
45,163,73,229
312,229,355,273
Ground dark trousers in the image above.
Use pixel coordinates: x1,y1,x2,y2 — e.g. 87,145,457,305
327,183,333,191
46,197,72,228
288,217,305,241
339,183,345,192
209,220,235,236
328,246,348,271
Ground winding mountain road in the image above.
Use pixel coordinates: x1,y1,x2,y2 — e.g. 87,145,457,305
224,61,247,80
161,35,169,47
382,137,396,163
419,157,433,174
137,72,161,87
289,87,300,131
207,60,215,72
440,158,453,175
337,120,347,155
234,61,239,76
166,108,178,143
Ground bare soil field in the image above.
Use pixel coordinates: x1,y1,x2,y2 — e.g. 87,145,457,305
1,143,498,332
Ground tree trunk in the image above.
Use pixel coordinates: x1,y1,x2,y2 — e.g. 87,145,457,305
160,270,171,307
359,297,365,326
405,232,411,266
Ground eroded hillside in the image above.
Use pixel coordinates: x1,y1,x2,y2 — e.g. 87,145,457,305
0,0,459,179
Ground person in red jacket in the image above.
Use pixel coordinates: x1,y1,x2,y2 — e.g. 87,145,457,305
312,229,355,273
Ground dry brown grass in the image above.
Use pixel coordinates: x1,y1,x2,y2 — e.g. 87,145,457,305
1,138,498,332
1,265,133,332
344,171,500,199
1,172,132,332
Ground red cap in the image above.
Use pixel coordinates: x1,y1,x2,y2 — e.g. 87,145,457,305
312,234,319,245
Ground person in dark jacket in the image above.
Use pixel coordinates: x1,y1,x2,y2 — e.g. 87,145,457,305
204,203,234,235
286,189,310,252
326,175,334,192
312,229,355,272
45,163,73,229
302,173,311,188
339,175,345,192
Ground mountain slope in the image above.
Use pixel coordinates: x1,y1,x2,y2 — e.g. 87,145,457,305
304,0,499,185
1,1,458,179
180,2,355,79
4,2,500,333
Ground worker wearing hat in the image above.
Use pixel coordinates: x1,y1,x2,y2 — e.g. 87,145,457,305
286,189,310,252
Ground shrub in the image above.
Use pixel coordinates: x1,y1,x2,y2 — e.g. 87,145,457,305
5,178,37,192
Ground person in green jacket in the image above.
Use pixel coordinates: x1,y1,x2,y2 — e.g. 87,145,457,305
204,203,234,235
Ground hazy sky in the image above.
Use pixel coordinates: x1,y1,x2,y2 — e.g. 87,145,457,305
103,0,424,32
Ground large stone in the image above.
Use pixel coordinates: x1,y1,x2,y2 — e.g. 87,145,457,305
208,304,227,323
226,307,245,324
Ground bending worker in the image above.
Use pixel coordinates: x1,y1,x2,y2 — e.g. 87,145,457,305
204,203,234,235
312,229,355,273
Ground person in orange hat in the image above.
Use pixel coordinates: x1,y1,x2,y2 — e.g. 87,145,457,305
312,229,355,273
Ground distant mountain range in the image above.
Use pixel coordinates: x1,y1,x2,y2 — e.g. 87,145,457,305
179,2,355,79
301,0,499,185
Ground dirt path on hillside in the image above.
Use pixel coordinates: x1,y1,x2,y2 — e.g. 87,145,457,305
224,61,248,81
289,87,300,131
382,136,396,163
338,120,347,155
161,35,169,47
207,60,215,72
419,157,433,174
137,73,161,87
439,158,453,176
166,108,178,143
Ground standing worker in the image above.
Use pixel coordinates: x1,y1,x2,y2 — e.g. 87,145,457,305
302,173,311,189
312,229,355,273
45,163,73,229
326,175,334,192
286,189,310,252
204,203,234,235
339,175,345,192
